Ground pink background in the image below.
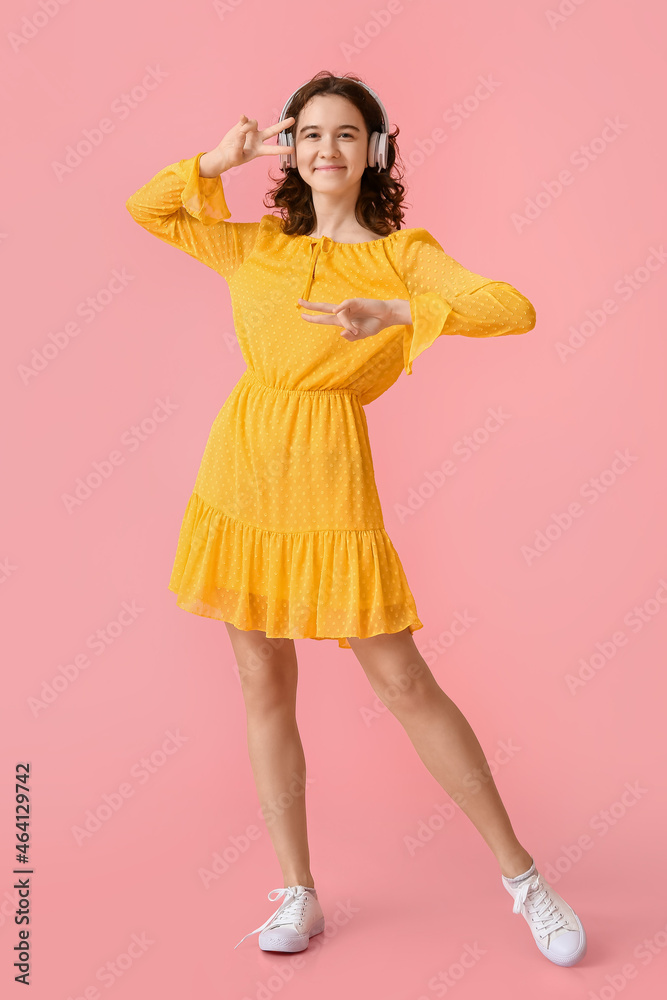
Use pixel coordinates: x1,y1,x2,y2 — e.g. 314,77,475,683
2,0,666,997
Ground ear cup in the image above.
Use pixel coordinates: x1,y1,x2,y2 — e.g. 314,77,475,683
375,131,389,171
367,131,379,170
369,131,389,170
278,131,293,173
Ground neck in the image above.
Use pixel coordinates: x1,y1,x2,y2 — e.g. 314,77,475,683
308,186,364,241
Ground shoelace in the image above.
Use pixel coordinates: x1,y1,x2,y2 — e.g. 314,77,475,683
234,886,314,949
512,876,570,940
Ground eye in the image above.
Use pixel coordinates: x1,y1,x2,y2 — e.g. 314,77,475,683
304,131,356,139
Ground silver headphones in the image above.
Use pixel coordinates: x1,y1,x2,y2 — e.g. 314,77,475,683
277,80,391,173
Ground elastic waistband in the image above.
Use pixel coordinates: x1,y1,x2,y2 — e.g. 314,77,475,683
242,367,360,398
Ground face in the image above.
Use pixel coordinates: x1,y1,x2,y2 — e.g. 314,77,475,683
293,94,369,193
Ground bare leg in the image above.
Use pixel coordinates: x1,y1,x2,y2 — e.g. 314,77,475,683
347,627,533,878
224,623,315,888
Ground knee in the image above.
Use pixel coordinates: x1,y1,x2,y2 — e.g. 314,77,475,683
238,660,296,713
369,657,438,715
226,628,297,713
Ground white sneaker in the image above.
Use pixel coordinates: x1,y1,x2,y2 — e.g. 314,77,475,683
502,860,587,966
233,885,325,952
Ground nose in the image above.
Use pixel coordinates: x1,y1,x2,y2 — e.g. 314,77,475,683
318,138,338,157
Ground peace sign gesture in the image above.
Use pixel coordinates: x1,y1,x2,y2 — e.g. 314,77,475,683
214,114,297,171
298,298,395,341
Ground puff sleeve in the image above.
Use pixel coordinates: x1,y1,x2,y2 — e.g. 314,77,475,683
125,152,261,283
385,230,537,374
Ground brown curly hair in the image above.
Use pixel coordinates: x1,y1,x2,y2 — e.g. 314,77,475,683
264,70,409,237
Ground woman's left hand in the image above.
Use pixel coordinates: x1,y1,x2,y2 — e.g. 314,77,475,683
298,297,394,341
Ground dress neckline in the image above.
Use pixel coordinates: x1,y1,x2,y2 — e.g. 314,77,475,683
299,228,413,247
263,215,419,247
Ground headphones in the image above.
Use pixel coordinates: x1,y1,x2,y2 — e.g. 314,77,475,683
277,80,391,173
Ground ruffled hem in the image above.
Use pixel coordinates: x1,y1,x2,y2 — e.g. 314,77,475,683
180,151,231,225
404,292,453,375
168,491,424,650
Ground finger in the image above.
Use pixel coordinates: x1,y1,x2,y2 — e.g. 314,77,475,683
335,306,360,328
299,311,360,337
336,312,359,336
261,117,295,138
335,305,360,333
256,118,296,146
331,300,361,318
299,313,344,326
298,299,338,313
260,145,296,156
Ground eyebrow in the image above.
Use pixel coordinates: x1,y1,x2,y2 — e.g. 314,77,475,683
298,124,361,134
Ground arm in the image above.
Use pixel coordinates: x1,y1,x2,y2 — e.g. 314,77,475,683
384,231,537,374
125,151,260,282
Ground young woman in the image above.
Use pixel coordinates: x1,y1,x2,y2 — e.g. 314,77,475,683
126,71,586,966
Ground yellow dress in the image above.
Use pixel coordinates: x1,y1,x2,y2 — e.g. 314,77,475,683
126,152,536,648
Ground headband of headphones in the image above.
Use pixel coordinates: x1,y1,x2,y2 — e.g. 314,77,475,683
277,79,390,172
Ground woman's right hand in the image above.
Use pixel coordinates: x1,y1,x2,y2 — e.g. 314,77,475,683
200,115,296,176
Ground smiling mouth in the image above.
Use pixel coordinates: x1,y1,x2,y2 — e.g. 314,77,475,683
315,166,344,170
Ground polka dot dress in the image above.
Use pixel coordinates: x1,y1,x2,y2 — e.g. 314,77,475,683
126,152,536,648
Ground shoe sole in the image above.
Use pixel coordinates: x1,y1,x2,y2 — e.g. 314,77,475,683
259,917,325,953
536,911,587,967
